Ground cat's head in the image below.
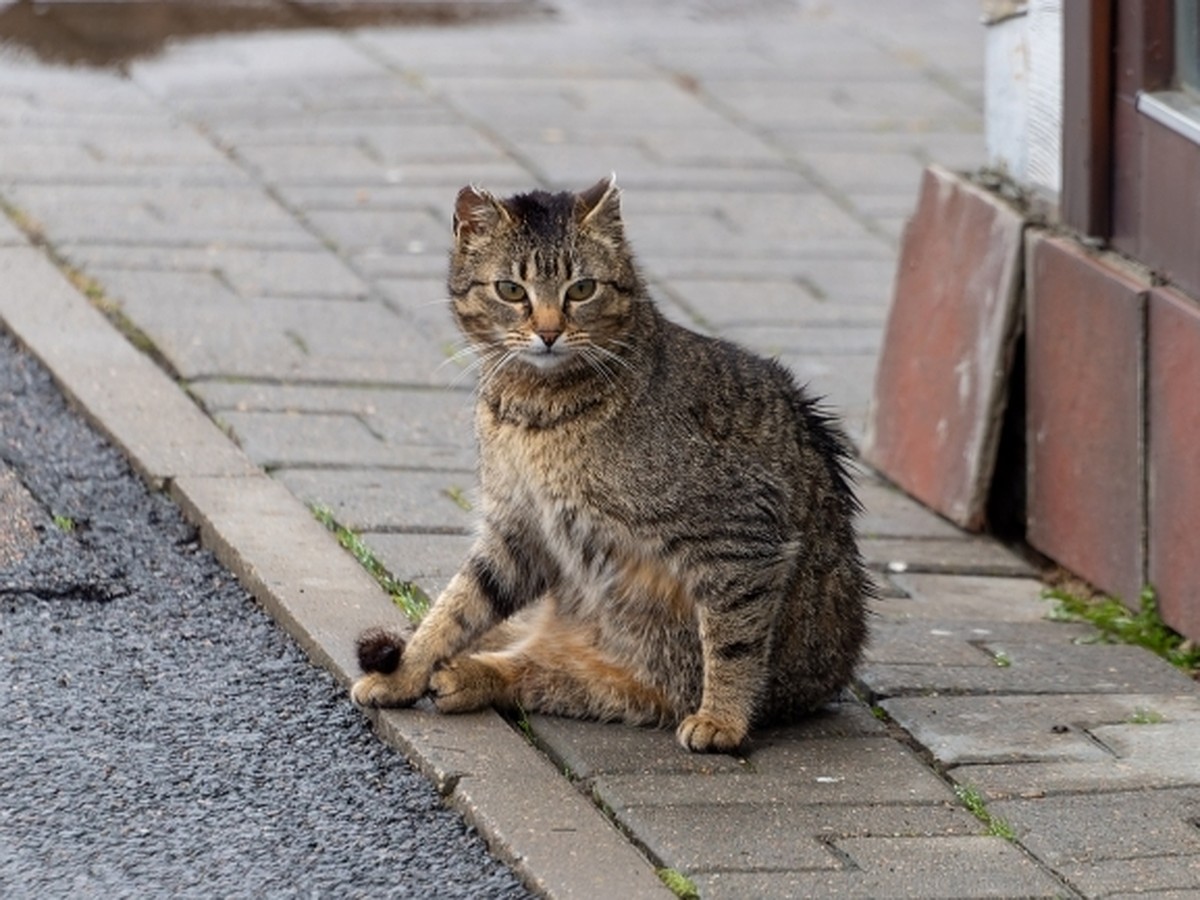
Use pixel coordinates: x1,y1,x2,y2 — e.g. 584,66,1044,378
447,176,646,375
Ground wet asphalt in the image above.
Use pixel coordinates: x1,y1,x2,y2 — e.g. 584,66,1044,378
0,329,530,898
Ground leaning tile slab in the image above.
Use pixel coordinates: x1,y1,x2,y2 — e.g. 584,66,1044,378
863,165,1025,530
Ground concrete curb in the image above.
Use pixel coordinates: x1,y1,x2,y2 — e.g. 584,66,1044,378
0,238,672,899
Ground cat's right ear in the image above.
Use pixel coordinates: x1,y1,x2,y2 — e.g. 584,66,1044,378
454,186,509,244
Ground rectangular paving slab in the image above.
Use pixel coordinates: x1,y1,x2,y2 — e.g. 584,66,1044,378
689,835,1064,899
882,693,1200,768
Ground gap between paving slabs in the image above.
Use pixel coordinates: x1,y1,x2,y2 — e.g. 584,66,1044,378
0,242,671,900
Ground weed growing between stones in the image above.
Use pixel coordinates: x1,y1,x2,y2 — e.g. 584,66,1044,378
656,868,699,899
1045,586,1200,676
310,504,431,623
954,784,1016,841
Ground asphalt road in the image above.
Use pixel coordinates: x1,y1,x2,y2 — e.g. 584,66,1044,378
0,328,530,899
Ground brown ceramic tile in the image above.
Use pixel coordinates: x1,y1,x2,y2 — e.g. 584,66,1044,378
1025,233,1147,606
863,166,1025,530
1148,286,1200,643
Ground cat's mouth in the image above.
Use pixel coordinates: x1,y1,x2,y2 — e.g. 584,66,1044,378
520,343,574,370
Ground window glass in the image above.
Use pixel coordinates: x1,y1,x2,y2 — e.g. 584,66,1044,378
1179,0,1200,95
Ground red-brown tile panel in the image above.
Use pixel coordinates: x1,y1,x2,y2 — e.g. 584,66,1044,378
864,166,1025,530
1147,285,1200,643
1026,233,1147,606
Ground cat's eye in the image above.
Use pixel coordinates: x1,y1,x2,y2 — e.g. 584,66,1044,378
565,279,597,303
494,280,527,303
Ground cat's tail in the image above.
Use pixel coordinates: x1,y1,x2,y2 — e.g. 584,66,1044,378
355,627,406,674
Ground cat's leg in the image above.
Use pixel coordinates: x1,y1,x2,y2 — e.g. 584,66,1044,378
429,613,673,725
677,561,792,753
351,524,557,708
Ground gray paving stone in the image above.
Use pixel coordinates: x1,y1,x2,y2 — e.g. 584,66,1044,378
879,573,1052,620
3,183,317,248
612,803,980,875
217,410,397,470
191,382,478,471
594,738,954,808
534,716,753,782
656,277,884,329
0,212,24,245
275,467,475,533
860,537,1037,577
531,700,886,782
1055,855,1200,898
723,323,883,357
110,295,449,385
990,789,1200,868
959,720,1200,798
882,693,1200,769
232,141,394,185
864,622,1001,669
303,208,448,259
129,31,385,96
861,624,1198,699
361,531,473,599
796,257,898,305
0,126,242,185
691,835,1062,899
204,248,371,299
88,268,242,308
859,482,969,540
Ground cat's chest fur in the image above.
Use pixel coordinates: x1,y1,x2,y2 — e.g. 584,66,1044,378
478,402,686,618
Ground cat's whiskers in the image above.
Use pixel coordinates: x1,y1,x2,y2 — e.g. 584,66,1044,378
576,344,622,391
476,347,524,394
587,341,635,375
446,344,504,390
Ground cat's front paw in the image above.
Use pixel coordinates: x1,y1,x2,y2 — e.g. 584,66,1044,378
677,711,747,753
350,671,425,708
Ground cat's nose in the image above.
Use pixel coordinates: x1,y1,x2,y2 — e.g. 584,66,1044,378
537,329,562,347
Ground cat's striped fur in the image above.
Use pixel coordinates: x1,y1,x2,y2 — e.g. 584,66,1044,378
351,177,871,752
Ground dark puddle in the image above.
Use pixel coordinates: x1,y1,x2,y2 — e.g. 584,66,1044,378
0,0,551,68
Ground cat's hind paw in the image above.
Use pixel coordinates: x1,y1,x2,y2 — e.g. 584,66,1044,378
429,657,505,714
677,711,747,753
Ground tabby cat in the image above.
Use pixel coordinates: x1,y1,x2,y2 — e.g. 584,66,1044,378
351,176,871,753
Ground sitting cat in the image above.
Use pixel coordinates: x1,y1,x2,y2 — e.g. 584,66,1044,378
351,176,871,753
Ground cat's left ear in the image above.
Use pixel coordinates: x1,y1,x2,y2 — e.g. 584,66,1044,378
454,185,510,245
575,174,623,235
